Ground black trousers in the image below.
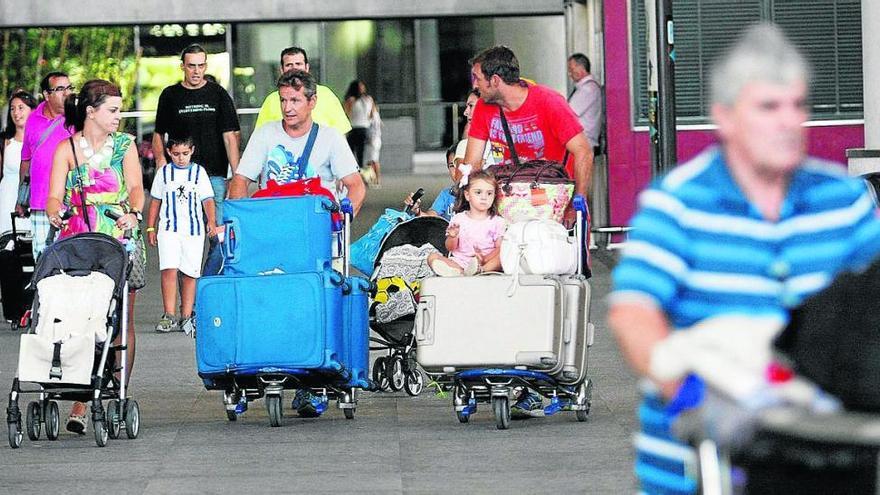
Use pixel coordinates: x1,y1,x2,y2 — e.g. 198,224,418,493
346,127,369,167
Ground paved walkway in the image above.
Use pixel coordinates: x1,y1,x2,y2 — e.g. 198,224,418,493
0,174,641,494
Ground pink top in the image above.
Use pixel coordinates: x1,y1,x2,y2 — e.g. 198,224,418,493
21,101,72,210
448,211,507,269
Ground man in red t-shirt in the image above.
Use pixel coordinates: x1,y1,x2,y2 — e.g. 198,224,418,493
463,46,594,200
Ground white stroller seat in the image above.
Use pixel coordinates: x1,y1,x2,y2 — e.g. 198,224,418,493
17,272,115,385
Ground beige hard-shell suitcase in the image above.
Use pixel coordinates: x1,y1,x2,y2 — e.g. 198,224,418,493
415,273,564,373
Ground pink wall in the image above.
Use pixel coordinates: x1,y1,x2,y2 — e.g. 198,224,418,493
603,2,865,225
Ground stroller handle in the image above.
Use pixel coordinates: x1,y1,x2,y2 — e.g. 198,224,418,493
404,188,424,215
45,210,74,246
103,210,133,239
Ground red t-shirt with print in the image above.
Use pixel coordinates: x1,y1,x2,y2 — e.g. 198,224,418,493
468,83,583,175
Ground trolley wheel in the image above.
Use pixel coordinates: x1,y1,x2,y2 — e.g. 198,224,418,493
226,409,238,422
124,400,140,439
93,418,108,447
44,401,59,440
266,395,283,427
25,401,41,441
372,356,390,391
386,355,405,391
8,419,22,448
343,408,355,420
403,369,424,396
456,410,470,424
493,396,510,430
106,400,121,439
575,379,592,423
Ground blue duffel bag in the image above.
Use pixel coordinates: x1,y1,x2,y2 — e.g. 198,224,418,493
350,208,412,276
195,269,345,376
222,195,335,276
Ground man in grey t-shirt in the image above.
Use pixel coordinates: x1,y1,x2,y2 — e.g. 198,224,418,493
230,70,366,216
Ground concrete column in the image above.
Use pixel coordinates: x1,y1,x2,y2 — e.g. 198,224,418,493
416,19,443,149
847,0,880,176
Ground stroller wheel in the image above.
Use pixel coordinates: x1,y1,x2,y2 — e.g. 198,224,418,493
493,396,511,430
8,419,22,448
456,410,470,424
93,418,108,447
44,401,59,440
386,356,405,392
403,369,424,396
343,408,355,420
25,401,41,441
124,400,140,439
106,400,121,439
372,357,390,391
266,395,283,427
226,409,238,421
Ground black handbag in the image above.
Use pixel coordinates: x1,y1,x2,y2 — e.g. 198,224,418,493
774,256,880,412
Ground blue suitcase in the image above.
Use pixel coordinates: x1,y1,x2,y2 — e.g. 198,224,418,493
195,270,345,377
222,195,334,276
341,276,371,388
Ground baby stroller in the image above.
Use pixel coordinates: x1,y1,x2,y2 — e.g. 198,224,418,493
7,232,138,448
368,214,448,396
415,195,593,429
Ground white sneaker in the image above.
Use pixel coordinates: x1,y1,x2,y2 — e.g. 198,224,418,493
463,258,480,276
430,259,463,277
180,316,196,337
155,313,178,333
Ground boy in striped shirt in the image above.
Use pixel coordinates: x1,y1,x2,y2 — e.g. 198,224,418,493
147,135,218,334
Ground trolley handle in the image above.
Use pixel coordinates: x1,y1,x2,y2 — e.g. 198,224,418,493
340,198,352,277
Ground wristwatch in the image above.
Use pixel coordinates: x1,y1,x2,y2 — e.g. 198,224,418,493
130,209,143,223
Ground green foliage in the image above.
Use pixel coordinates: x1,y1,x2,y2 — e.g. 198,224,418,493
0,27,138,110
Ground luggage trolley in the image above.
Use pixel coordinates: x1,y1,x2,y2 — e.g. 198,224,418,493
196,196,371,427
416,195,594,429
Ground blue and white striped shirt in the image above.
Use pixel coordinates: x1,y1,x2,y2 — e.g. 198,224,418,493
150,163,215,236
611,147,880,329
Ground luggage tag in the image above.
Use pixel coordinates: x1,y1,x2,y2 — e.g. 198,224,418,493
530,187,549,206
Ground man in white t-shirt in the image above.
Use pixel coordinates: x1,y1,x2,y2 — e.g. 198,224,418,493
230,70,366,216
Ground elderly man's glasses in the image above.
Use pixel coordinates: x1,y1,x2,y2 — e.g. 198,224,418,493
48,85,75,94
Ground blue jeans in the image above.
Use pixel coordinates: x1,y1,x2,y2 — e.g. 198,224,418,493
209,175,227,220
203,176,227,276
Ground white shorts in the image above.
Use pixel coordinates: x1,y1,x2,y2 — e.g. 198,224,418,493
157,231,205,278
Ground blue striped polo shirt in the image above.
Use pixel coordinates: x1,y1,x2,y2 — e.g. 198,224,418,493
611,146,880,330
611,147,880,494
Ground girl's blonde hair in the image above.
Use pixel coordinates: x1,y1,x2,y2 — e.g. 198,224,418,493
453,170,499,216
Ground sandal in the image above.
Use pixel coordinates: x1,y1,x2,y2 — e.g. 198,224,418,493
66,410,87,435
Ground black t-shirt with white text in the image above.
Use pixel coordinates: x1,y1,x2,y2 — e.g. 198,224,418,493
154,81,240,177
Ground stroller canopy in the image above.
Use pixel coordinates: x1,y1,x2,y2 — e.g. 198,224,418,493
32,233,128,298
374,216,448,271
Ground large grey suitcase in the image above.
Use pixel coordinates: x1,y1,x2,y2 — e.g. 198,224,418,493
558,275,593,384
415,274,564,372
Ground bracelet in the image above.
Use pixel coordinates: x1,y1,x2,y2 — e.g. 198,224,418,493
145,227,156,232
